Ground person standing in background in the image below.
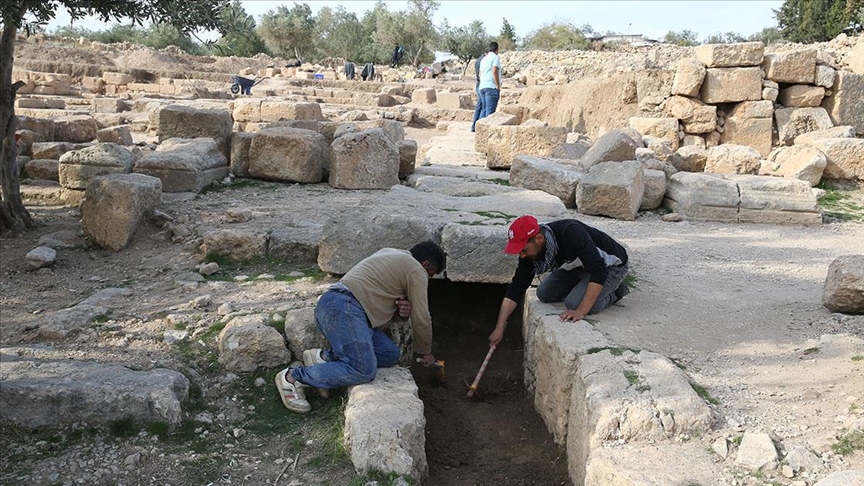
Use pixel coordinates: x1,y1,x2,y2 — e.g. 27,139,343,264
477,41,501,120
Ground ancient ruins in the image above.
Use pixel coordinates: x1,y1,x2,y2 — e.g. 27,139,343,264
1,30,863,486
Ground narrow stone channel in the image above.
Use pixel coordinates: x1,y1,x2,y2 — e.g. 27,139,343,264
412,280,572,486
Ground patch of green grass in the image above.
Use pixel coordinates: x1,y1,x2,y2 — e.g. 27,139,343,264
803,347,820,356
489,178,510,186
145,422,171,440
441,208,459,212
349,471,415,486
173,321,188,330
732,435,743,446
92,310,113,323
668,357,687,370
473,210,515,220
832,430,864,456
816,186,864,222
108,417,140,438
635,384,651,393
198,179,263,195
690,381,720,405
851,355,863,362
624,369,640,385
586,346,640,356
624,273,638,289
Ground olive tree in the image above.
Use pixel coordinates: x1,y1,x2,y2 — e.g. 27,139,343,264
1,0,226,234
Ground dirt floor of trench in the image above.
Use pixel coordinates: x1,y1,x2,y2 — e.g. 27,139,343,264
411,280,571,486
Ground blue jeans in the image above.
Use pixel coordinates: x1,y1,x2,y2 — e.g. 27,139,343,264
479,88,500,119
471,87,484,132
291,285,400,389
536,264,629,314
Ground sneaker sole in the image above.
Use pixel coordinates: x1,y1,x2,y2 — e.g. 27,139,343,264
275,372,311,413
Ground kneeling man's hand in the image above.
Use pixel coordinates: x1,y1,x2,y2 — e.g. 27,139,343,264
559,309,585,322
395,297,412,318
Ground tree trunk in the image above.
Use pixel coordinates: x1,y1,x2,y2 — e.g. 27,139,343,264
412,47,423,68
0,23,35,235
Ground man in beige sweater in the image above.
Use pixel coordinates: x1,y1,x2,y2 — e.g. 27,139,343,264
276,241,446,413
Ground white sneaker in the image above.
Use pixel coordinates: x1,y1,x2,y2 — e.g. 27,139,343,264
275,368,311,413
302,348,330,399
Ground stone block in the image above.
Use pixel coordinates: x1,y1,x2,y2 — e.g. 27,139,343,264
671,59,706,97
96,125,133,145
822,255,864,314
134,138,229,193
31,141,75,160
358,119,405,145
59,143,136,190
330,129,400,189
815,65,836,89
579,129,641,170
779,85,825,107
775,107,834,146
436,91,473,109
628,118,679,150
705,144,761,174
700,67,763,104
353,92,392,107
268,225,322,268
412,88,437,104
800,138,864,180
575,161,645,221
92,98,125,113
398,139,418,179
664,172,741,222
81,173,162,251
230,132,255,177
102,72,134,85
232,99,262,122
721,100,774,157
665,96,717,134
25,159,59,181
201,228,267,261
53,115,98,143
247,128,327,183
474,112,519,154
771,145,827,186
762,49,816,84
218,314,291,372
260,101,324,122
821,71,863,136
694,42,764,67
641,169,666,210
485,123,568,170
149,104,233,157
793,125,856,145
509,155,583,207
673,146,708,172
440,224,515,283
727,174,821,224
16,115,54,141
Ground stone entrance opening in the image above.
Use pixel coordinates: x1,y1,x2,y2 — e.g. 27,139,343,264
412,280,571,485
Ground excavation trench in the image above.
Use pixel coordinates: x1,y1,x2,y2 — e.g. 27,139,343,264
411,280,571,486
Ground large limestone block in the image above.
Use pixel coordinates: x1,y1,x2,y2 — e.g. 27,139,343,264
474,111,519,154
0,354,188,429
229,131,255,177
268,224,321,268
319,213,444,275
665,172,740,222
815,64,837,88
510,155,583,207
201,228,268,261
345,368,427,484
771,145,827,186
260,101,324,122
17,115,54,141
700,67,763,104
574,161,645,221
802,138,864,180
580,129,640,169
628,118,679,150
96,125,132,145
775,107,835,146
694,42,764,68
358,119,405,145
726,174,821,224
102,72,134,85
32,141,76,160
705,144,761,174
25,159,59,181
436,91,473,109
665,96,717,134
485,122,568,170
81,174,162,251
734,432,779,471
218,314,291,372
247,128,326,183
134,138,229,193
282,307,328,359
92,98,125,113
822,71,864,136
641,169,666,210
398,139,418,179
411,88,436,104
149,104,233,156
671,59,706,97
814,470,864,486
674,146,708,172
779,85,825,107
58,143,136,190
762,49,816,84
53,115,98,143
793,125,856,145
440,224,515,283
330,128,399,189
231,98,261,122
721,100,774,157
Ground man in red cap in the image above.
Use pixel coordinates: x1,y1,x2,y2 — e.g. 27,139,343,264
489,215,630,346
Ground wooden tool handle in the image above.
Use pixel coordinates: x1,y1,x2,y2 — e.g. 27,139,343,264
467,345,496,397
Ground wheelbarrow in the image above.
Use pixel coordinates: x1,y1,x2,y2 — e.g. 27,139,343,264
230,75,267,95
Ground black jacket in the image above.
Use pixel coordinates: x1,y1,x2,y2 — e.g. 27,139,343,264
504,219,628,302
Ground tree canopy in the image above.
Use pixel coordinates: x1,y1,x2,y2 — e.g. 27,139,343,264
523,21,595,51
663,29,699,46
439,20,490,73
774,0,864,42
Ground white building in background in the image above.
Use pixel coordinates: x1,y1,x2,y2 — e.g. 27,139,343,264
589,34,660,46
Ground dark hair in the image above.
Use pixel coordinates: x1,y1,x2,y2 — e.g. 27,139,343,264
410,240,446,274
488,41,499,53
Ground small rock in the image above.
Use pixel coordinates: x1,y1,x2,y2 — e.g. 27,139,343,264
25,246,57,268
257,273,275,280
163,329,189,345
189,295,211,309
254,377,266,387
234,275,250,282
198,262,219,276
225,209,252,223
217,303,234,316
233,428,246,438
288,271,305,278
712,437,729,458
662,212,684,222
195,413,214,424
124,452,140,466
782,464,795,478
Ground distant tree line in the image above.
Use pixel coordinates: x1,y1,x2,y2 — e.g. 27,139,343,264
50,0,864,63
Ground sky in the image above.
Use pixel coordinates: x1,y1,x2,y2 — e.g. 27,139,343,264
45,0,785,43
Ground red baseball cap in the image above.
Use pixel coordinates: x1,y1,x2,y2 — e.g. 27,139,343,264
504,215,540,254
